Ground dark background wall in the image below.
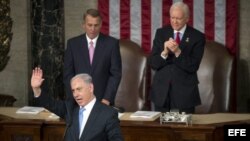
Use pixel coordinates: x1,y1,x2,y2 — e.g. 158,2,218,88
29,0,64,104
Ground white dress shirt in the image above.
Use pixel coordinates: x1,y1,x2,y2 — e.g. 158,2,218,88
86,35,98,49
79,98,96,138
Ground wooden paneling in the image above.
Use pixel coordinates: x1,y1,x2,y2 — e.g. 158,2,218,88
0,120,42,141
1,118,249,141
43,122,65,141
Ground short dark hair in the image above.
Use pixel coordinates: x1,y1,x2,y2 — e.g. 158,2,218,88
83,9,102,22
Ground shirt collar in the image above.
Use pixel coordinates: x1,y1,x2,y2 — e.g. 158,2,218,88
80,97,96,111
86,34,98,48
174,24,187,35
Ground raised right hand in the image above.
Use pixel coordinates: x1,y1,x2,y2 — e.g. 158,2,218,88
31,67,44,96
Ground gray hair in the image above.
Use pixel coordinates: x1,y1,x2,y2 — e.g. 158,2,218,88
170,1,190,19
70,73,93,85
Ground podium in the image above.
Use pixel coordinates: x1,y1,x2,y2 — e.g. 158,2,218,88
1,107,250,141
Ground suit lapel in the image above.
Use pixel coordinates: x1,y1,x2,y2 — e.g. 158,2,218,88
80,102,101,141
91,34,107,72
163,28,175,56
180,26,191,51
68,106,81,141
81,34,92,70
164,26,192,49
164,27,174,41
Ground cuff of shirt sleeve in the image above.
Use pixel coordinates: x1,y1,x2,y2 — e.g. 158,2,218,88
161,54,168,59
34,95,40,98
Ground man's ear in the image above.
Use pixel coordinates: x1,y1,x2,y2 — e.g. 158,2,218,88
90,83,94,92
185,17,189,24
100,20,102,27
82,22,86,31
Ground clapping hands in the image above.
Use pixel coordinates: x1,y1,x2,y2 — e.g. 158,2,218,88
163,38,181,57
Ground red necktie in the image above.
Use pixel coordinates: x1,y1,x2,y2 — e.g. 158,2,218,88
175,32,181,45
89,41,94,64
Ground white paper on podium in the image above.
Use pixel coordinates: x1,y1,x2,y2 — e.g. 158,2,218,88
16,106,45,114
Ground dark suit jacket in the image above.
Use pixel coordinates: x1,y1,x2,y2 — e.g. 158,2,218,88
34,92,123,141
64,33,122,104
150,25,206,109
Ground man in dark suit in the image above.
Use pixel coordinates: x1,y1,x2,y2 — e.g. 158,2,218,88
31,67,123,141
150,2,206,114
64,9,122,105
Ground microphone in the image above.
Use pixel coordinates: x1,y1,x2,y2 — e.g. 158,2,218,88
62,122,70,141
112,106,125,113
63,102,73,141
62,121,77,141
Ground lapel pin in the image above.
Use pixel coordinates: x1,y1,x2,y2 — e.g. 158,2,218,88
186,38,189,42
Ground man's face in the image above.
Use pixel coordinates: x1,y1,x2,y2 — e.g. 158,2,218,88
83,15,102,39
71,78,94,107
170,7,189,31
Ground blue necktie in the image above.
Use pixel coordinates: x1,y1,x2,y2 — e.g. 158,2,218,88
79,108,85,131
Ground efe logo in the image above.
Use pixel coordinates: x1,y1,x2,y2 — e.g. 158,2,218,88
224,124,249,141
228,129,246,136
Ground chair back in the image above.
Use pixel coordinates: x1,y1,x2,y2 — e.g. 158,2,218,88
115,39,147,112
196,41,234,113
0,94,16,107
